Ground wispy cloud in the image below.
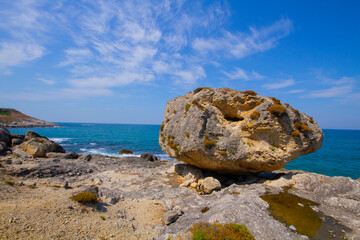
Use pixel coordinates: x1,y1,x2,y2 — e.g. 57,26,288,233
309,73,359,99
192,18,293,59
263,79,296,90
309,85,353,98
0,42,44,68
0,0,293,97
287,89,305,94
0,1,48,70
222,67,263,80
37,78,55,85
0,88,112,101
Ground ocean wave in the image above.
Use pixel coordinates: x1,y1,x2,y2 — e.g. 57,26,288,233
79,148,141,158
90,143,97,146
50,138,72,143
78,147,175,160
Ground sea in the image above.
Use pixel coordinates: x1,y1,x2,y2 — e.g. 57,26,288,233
9,123,360,179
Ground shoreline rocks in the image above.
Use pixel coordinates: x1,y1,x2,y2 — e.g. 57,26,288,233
160,88,324,174
0,128,358,239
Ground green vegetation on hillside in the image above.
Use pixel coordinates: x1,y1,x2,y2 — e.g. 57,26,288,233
0,109,11,115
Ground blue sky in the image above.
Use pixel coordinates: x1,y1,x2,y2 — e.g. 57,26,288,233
0,0,359,129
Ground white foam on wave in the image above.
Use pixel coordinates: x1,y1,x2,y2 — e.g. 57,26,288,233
90,143,97,146
79,148,141,158
79,147,174,160
50,138,72,143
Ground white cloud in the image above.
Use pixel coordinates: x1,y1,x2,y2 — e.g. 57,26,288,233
192,18,293,59
174,66,206,85
222,67,263,81
0,1,293,97
0,88,112,101
37,78,55,85
0,42,44,68
287,89,305,94
59,48,93,67
263,79,296,90
309,85,353,98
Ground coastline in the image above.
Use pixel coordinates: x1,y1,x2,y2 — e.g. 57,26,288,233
9,123,360,179
1,151,359,239
1,128,359,239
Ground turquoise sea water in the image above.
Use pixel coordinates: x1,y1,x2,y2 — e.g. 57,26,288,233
9,123,360,179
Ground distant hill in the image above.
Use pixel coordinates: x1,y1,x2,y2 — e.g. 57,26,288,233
0,108,61,128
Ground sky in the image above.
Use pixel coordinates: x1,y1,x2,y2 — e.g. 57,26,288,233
0,0,359,129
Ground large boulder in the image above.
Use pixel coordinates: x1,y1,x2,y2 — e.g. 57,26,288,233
159,88,323,174
19,137,65,157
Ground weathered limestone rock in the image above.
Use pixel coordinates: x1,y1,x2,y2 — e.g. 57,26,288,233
24,130,43,141
160,88,324,174
46,152,78,159
19,137,65,157
163,210,181,225
199,177,222,194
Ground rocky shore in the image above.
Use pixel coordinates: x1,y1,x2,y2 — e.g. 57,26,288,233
0,108,61,128
0,129,359,239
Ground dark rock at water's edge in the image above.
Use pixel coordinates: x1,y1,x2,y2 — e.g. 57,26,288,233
160,88,324,174
119,149,133,154
140,153,159,162
0,108,61,128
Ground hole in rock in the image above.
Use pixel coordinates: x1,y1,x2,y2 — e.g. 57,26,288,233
224,115,244,122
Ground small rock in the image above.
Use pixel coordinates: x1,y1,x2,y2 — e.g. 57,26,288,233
79,153,92,161
190,182,199,188
140,153,159,162
64,181,69,189
200,177,221,194
119,149,133,154
93,178,102,185
163,210,180,225
179,179,194,188
4,159,12,164
109,196,120,204
13,159,22,165
289,225,296,231
12,138,23,147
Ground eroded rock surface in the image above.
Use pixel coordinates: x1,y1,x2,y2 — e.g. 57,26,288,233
160,88,324,174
